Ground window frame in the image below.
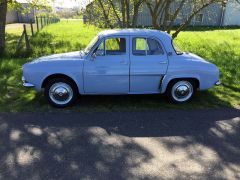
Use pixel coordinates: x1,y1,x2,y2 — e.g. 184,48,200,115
95,37,127,56
132,37,165,56
195,13,204,23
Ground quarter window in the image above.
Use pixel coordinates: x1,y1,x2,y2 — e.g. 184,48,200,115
132,38,164,56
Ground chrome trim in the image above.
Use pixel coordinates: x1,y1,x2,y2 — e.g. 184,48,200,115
171,81,193,102
49,82,73,105
23,82,35,87
22,76,35,87
215,80,221,86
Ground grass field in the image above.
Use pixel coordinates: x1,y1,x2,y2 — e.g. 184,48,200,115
0,20,239,112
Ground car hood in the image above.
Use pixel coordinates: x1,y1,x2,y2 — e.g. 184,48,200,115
31,51,83,63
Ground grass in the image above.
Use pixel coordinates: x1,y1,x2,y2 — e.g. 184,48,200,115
0,19,239,112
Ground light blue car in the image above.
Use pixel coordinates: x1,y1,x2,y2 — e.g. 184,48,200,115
22,29,221,107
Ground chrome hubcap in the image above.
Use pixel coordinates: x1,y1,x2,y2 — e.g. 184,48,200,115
172,81,193,102
49,82,73,105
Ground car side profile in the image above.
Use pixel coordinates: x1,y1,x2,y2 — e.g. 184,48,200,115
22,29,221,107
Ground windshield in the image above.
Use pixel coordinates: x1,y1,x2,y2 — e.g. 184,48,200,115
172,39,183,55
84,35,99,54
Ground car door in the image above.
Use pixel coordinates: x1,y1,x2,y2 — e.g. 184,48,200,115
84,36,130,94
130,36,168,93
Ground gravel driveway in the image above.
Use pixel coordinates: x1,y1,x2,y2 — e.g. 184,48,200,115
0,108,239,180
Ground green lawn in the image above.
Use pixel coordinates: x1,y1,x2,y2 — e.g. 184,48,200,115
0,20,239,112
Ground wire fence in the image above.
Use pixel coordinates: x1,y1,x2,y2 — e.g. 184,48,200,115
16,16,60,53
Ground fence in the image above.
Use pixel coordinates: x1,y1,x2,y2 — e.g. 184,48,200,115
16,16,60,52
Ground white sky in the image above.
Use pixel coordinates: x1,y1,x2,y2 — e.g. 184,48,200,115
53,0,91,8
17,0,91,8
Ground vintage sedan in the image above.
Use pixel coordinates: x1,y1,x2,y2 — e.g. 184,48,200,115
22,29,221,107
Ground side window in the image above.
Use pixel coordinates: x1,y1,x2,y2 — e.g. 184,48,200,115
147,38,164,55
132,37,164,56
132,38,148,56
105,38,126,55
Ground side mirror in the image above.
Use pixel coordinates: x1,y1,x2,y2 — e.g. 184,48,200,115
91,53,96,60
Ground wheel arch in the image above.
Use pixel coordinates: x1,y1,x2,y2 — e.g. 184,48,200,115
161,76,200,93
41,74,79,92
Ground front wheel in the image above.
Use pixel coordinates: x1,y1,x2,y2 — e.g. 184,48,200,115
167,80,195,103
44,78,78,108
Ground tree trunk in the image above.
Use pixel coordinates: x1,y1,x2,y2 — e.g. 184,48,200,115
132,1,143,28
0,0,7,55
97,0,114,28
172,2,213,38
125,0,130,27
121,0,126,27
146,1,159,29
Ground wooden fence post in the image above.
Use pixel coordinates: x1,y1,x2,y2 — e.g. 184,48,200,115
36,16,39,31
23,24,31,51
30,20,34,36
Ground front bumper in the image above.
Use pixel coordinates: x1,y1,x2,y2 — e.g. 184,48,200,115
22,76,35,87
215,80,221,86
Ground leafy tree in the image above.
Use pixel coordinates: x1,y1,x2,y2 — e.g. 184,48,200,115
0,0,52,55
145,0,227,38
84,0,144,28
84,0,228,38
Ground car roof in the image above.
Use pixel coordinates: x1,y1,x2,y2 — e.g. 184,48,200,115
98,29,172,39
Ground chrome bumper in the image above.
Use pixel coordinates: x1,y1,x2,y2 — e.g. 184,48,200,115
22,76,35,87
215,80,221,86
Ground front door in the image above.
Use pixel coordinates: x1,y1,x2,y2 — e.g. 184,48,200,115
130,36,168,93
84,36,129,94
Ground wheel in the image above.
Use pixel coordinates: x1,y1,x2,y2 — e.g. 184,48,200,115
167,80,195,103
44,78,78,108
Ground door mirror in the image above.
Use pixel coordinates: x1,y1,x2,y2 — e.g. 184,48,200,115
91,52,96,60
96,49,104,56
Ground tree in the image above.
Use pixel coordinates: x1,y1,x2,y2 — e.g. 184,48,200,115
84,0,145,28
0,0,52,56
145,0,226,38
0,0,7,55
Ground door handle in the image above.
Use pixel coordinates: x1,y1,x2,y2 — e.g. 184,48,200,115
120,61,128,65
159,61,167,64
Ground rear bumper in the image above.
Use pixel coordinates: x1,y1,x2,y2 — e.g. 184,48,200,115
22,76,35,87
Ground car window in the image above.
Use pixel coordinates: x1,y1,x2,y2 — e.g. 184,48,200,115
105,38,126,55
132,38,148,56
132,37,164,56
147,38,164,55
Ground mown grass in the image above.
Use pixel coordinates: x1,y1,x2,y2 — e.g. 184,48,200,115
0,20,239,112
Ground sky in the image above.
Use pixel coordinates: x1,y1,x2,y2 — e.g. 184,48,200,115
53,0,91,8
17,0,91,8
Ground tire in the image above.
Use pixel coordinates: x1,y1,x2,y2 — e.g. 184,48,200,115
167,79,196,103
44,78,78,108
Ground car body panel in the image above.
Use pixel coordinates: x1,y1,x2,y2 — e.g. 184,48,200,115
22,29,220,96
83,35,130,94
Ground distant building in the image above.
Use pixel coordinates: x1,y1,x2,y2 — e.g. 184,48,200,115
84,0,240,27
6,3,35,24
223,0,240,26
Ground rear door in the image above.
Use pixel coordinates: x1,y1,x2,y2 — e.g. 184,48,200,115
130,36,168,93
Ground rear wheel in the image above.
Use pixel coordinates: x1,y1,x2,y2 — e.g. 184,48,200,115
167,80,196,103
44,78,78,108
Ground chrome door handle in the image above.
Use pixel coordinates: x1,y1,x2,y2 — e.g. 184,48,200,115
120,61,128,65
159,61,167,64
